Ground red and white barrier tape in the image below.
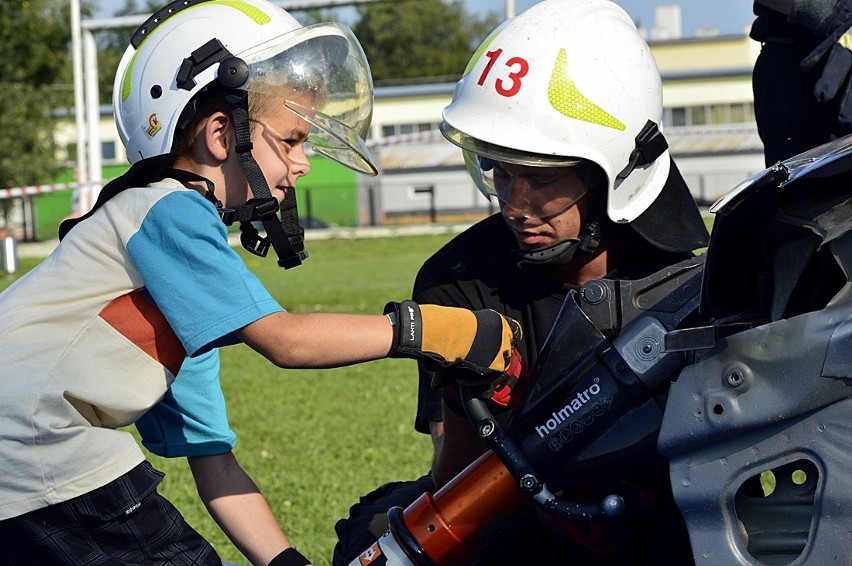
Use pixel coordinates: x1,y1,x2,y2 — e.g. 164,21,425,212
0,131,448,200
0,182,78,200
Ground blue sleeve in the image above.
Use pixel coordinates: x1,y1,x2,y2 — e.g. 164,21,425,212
136,349,237,457
127,190,283,356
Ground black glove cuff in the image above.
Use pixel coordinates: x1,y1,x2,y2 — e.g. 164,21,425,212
384,300,422,357
268,547,311,566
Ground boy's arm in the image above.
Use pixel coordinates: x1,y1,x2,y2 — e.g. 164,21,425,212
188,451,308,566
237,307,520,381
237,311,393,368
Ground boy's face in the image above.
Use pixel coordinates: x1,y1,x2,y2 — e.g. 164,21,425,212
235,101,313,206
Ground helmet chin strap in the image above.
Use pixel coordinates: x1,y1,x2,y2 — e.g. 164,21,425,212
175,43,308,269
221,58,307,269
513,210,604,269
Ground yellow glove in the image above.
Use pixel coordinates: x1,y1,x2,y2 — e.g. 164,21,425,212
385,301,522,385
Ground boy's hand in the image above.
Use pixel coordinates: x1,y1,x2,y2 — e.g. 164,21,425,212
384,301,522,385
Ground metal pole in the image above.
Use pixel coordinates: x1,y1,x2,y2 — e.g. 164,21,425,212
1,230,18,275
84,30,102,212
81,0,389,30
70,0,89,215
505,0,515,19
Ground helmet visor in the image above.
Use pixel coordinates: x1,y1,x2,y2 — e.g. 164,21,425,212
463,152,590,219
240,23,377,175
443,120,591,217
441,120,583,168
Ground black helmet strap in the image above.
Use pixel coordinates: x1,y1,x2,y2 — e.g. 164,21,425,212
224,85,307,269
514,210,604,269
175,39,307,269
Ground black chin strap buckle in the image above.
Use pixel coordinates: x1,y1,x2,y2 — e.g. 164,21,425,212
579,217,603,254
239,222,271,258
232,197,302,265
276,235,308,269
218,197,279,226
234,200,307,270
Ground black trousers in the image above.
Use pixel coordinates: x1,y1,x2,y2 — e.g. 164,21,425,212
0,461,221,566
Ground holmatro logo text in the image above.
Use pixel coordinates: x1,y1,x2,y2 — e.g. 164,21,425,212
535,378,602,439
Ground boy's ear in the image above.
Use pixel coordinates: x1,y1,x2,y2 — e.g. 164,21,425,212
202,111,232,162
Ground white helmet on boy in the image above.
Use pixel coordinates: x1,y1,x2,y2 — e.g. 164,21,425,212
441,0,668,223
113,0,376,175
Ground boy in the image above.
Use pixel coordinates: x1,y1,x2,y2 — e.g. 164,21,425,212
0,1,520,564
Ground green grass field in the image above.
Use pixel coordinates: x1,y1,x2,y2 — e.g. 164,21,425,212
0,213,717,565
1,232,459,566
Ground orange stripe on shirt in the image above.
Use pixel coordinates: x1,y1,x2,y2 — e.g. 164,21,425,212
99,289,186,376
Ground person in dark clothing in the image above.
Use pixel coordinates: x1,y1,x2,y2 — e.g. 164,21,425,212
333,1,710,564
751,0,852,166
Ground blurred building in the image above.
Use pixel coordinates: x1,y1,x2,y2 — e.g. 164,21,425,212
50,5,764,228
364,17,762,224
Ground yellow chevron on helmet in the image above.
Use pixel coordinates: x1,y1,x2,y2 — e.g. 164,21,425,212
441,0,668,223
547,48,625,131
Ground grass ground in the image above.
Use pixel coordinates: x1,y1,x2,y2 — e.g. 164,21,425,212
1,232,458,566
193,234,457,564
0,213,717,565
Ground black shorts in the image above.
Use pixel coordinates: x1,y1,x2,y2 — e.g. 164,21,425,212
0,461,221,565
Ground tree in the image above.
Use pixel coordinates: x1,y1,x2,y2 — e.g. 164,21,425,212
0,0,88,192
352,0,500,83
294,7,341,26
92,0,160,104
90,0,501,102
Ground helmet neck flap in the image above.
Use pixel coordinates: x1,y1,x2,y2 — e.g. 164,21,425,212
441,0,708,265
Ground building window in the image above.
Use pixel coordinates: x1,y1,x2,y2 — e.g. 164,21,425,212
65,143,78,164
690,105,707,125
378,122,440,138
101,141,116,161
668,107,687,127
729,102,755,124
663,103,756,128
709,104,729,124
382,125,396,138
